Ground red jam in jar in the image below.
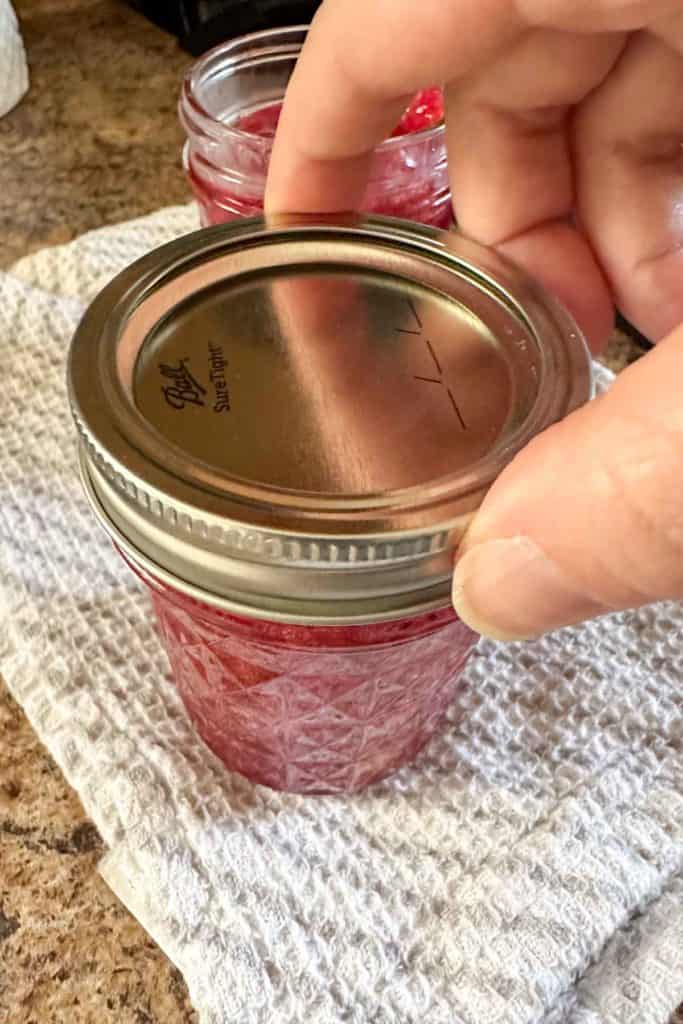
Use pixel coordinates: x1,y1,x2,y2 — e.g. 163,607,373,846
390,87,444,137
146,573,476,793
179,29,450,227
69,216,592,794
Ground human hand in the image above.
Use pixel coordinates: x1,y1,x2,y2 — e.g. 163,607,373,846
266,1,683,638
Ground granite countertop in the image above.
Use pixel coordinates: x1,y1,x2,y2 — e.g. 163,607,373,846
0,2,658,1023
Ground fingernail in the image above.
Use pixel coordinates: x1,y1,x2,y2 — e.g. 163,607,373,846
452,536,597,641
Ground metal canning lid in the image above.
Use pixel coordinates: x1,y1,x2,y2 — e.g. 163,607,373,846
68,214,592,624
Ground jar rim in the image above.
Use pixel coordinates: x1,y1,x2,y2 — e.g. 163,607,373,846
179,25,445,153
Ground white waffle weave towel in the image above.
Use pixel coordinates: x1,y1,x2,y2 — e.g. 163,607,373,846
0,0,27,118
1,206,682,1024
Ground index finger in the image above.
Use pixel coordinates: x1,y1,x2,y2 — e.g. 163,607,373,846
265,0,520,213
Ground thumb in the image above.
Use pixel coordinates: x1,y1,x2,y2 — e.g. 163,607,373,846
452,323,683,640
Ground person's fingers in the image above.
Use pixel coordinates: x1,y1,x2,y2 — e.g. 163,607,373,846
446,28,623,349
517,0,683,32
451,322,683,640
265,0,679,215
447,30,623,242
573,28,683,342
266,0,520,215
498,225,613,353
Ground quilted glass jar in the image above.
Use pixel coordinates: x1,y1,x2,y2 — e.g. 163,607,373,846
68,215,592,794
133,565,476,793
179,27,450,228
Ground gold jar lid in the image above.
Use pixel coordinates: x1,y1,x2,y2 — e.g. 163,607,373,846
68,214,592,623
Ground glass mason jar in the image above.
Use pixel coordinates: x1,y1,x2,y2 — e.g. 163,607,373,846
129,561,476,793
178,27,450,228
68,215,592,794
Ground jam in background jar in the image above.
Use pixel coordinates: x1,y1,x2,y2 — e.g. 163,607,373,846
179,28,450,227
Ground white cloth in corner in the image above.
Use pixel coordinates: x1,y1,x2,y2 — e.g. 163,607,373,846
1,205,683,1024
0,0,28,117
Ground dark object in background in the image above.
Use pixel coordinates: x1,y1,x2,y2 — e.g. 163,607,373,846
126,0,323,55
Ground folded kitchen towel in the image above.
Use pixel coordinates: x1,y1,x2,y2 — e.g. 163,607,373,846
1,204,683,1024
0,0,28,118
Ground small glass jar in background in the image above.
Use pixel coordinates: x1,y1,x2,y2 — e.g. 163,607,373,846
68,216,592,795
178,26,450,228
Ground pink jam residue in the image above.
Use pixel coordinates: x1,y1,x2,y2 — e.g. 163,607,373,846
146,574,477,794
186,88,451,229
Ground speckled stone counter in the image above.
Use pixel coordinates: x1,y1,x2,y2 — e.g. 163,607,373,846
0,684,197,1023
0,0,190,268
0,2,661,1022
